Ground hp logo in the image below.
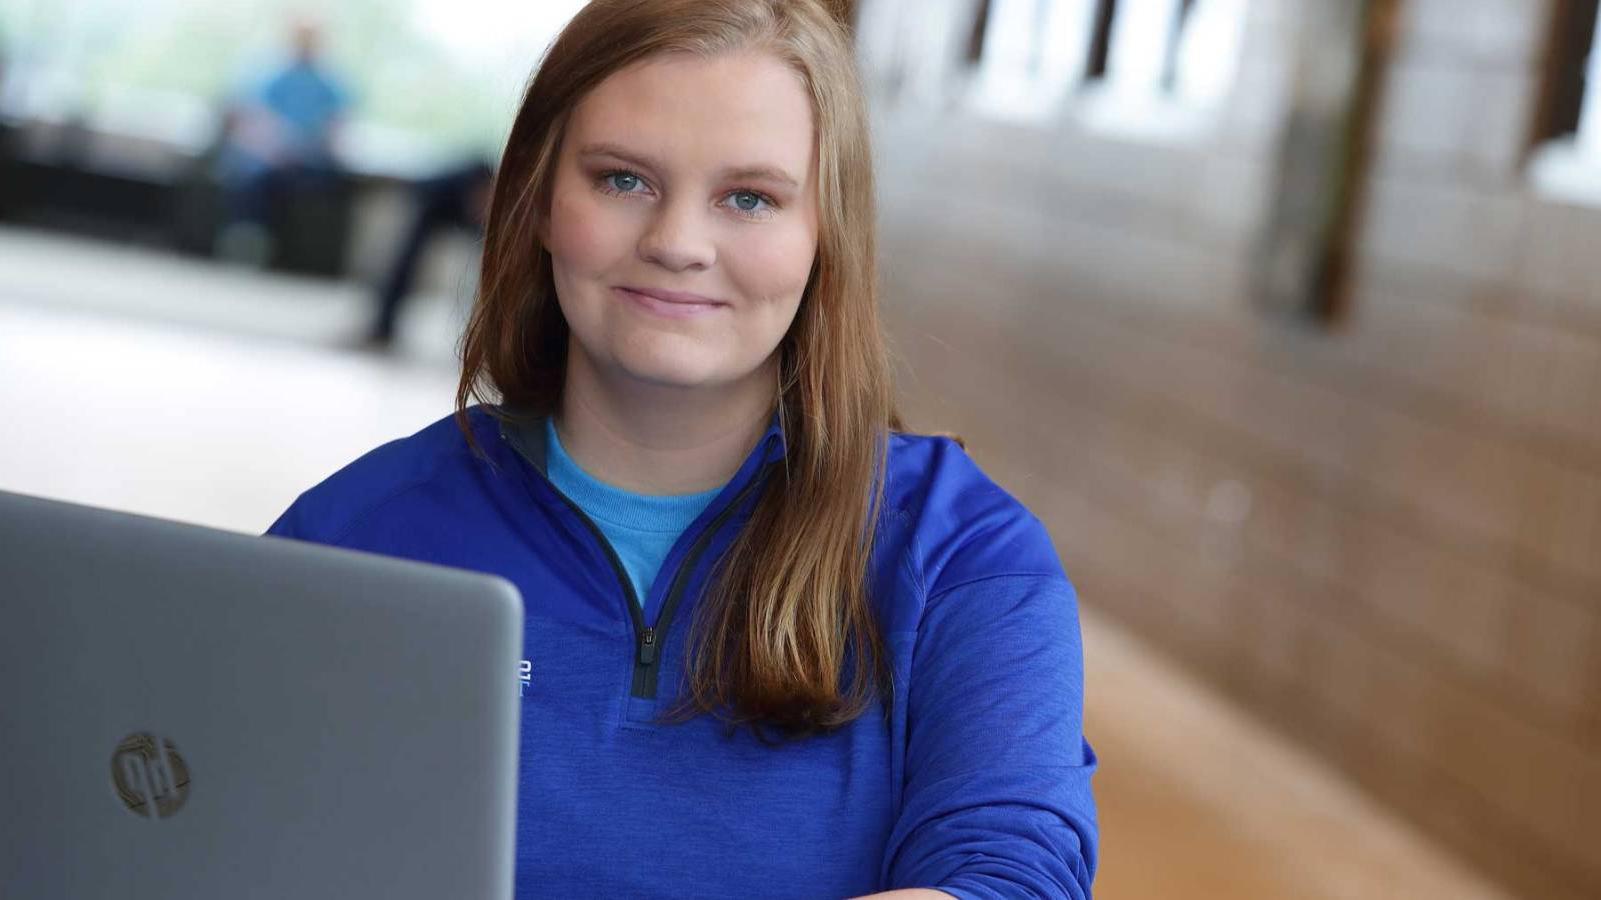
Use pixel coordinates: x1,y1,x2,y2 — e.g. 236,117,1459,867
111,732,190,820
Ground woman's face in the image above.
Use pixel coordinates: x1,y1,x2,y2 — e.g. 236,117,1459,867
543,50,819,394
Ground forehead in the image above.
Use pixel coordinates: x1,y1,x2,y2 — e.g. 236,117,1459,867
566,51,816,179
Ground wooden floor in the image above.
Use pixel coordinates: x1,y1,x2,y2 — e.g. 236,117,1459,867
0,226,1512,898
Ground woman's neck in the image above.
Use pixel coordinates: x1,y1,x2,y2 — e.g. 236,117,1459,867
554,348,777,496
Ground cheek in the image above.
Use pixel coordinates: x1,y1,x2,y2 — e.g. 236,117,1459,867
729,226,817,313
546,189,627,274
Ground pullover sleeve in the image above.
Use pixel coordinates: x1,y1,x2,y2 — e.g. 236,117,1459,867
264,502,308,540
880,567,1098,899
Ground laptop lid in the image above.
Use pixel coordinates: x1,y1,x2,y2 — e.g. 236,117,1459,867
0,490,522,900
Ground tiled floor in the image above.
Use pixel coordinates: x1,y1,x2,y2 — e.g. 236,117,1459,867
0,225,1510,898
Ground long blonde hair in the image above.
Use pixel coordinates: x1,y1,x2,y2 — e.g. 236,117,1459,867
457,0,899,739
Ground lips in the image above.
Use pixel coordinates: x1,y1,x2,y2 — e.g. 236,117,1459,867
617,286,725,306
614,285,727,318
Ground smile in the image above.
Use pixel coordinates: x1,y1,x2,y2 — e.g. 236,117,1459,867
614,286,728,319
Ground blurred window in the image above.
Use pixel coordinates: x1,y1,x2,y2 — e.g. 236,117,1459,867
968,0,1097,119
0,0,587,176
1529,0,1601,205
963,0,1245,129
1579,7,1601,152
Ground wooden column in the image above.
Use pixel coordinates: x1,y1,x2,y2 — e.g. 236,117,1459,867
1250,0,1400,325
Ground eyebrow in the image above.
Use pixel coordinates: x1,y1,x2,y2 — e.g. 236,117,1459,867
577,142,801,190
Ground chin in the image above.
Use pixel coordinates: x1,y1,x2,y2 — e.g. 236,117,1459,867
611,348,730,390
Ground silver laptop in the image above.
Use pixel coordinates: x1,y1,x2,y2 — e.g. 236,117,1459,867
0,490,522,900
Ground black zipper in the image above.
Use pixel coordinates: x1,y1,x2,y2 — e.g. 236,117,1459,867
540,485,654,680
519,436,776,700
631,464,773,698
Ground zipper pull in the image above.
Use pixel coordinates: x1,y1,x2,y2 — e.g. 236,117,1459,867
638,627,657,666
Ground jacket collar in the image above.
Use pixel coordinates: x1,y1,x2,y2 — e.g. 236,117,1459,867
496,407,786,495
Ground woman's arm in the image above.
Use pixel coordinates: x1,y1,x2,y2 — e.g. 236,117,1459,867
877,565,1099,898
850,890,955,899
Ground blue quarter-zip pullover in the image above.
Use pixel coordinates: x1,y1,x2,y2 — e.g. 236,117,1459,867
267,406,1098,899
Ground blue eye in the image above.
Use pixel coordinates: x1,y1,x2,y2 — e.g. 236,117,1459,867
603,172,644,193
724,190,773,217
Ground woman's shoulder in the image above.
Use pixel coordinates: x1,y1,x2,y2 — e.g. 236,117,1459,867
267,407,499,543
883,431,1068,598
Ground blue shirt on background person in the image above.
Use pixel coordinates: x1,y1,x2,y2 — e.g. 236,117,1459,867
217,21,351,182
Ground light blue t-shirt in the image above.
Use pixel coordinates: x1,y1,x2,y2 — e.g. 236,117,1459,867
544,419,723,610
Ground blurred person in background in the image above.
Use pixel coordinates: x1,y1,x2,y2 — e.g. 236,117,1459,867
213,17,352,265
267,0,1096,897
0,26,8,158
361,156,496,350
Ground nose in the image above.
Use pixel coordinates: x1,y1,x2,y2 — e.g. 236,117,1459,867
637,198,716,272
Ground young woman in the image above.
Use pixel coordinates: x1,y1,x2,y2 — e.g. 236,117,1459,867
268,1,1097,896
